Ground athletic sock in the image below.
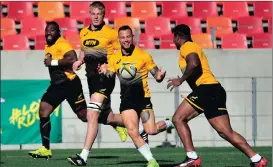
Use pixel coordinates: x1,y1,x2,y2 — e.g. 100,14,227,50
138,143,154,161
80,149,90,162
164,119,174,129
139,124,144,134
250,154,262,162
40,117,51,150
187,151,198,159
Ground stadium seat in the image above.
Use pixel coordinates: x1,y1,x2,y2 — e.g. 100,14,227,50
192,33,214,49
160,34,176,49
145,17,172,37
65,34,81,49
237,16,264,36
114,17,140,35
136,34,155,49
104,2,127,21
20,17,46,39
222,2,249,20
192,2,218,20
131,2,157,21
54,18,79,37
221,34,248,49
252,33,272,48
161,2,188,19
1,18,17,38
69,2,92,23
7,2,34,21
268,18,272,33
38,2,65,21
34,35,46,50
2,35,29,50
206,17,233,37
175,17,202,34
83,17,109,27
253,2,272,19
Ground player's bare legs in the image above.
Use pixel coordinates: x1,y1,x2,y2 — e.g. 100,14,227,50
121,110,159,167
141,110,174,135
28,101,54,159
172,100,201,166
106,111,124,126
208,114,267,165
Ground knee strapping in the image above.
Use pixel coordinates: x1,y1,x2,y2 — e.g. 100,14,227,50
87,102,103,112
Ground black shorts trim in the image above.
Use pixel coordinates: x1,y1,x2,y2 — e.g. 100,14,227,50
87,75,115,99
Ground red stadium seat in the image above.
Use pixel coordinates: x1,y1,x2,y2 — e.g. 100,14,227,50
38,2,65,21
114,17,140,35
268,18,272,33
175,17,202,34
83,17,109,27
221,34,248,49
252,33,272,48
1,18,17,38
65,34,81,49
2,35,30,50
254,2,272,19
7,2,34,21
222,2,249,20
160,34,176,49
145,17,171,37
21,17,46,39
54,18,79,37
206,17,233,37
69,2,92,23
34,35,46,50
131,2,157,21
104,2,127,21
237,16,263,36
161,2,188,20
192,2,218,20
136,34,155,49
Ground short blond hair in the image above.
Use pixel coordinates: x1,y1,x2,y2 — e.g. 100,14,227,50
89,1,105,16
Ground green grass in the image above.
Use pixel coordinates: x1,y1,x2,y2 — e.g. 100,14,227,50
1,147,271,167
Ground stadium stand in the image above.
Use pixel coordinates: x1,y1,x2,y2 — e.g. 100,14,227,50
192,33,214,49
137,34,155,49
159,34,176,49
0,1,271,50
65,34,81,49
252,33,272,48
34,34,46,50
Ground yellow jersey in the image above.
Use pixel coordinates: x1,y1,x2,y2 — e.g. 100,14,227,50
179,41,218,90
80,23,120,76
108,46,156,100
45,37,76,84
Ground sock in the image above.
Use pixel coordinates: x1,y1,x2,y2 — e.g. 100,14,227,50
139,124,144,134
187,151,198,159
40,117,51,150
138,143,154,161
164,119,174,129
80,149,90,162
250,154,262,162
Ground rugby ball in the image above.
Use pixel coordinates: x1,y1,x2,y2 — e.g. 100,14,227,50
119,63,137,80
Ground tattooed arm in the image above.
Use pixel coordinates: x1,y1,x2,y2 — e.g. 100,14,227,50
150,66,166,83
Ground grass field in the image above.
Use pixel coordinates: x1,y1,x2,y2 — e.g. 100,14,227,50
1,147,272,167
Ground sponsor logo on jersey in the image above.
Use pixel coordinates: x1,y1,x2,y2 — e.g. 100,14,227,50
83,39,99,47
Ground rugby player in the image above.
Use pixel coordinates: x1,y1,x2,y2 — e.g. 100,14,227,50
67,1,128,166
167,24,268,167
98,25,175,167
28,21,88,159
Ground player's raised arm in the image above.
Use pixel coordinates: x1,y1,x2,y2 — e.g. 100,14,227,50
98,63,116,78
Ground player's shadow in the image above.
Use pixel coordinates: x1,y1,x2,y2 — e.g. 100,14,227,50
1,162,4,164
118,160,173,166
88,155,119,159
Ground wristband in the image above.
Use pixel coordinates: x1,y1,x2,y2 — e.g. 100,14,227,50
51,60,58,66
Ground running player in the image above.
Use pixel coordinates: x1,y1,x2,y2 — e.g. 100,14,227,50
167,24,268,167
28,21,88,159
98,25,174,167
67,2,128,166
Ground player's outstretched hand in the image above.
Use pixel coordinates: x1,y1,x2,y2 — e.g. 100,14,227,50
98,63,108,75
157,67,166,81
73,60,82,71
167,76,183,91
